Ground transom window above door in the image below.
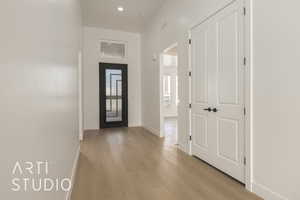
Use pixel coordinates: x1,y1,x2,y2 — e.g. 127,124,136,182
100,40,126,59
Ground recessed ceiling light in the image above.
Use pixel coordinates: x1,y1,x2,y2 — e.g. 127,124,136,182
117,6,124,12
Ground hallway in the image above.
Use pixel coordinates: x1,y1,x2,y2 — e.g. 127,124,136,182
71,128,261,200
164,117,178,145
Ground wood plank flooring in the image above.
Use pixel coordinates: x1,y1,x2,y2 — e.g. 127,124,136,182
71,128,262,200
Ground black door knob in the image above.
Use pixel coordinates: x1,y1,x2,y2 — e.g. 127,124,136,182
212,108,218,113
204,108,212,112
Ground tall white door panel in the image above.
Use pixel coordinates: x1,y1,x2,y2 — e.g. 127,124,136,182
191,0,245,183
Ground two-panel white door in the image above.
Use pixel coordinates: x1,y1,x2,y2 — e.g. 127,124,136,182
191,0,245,183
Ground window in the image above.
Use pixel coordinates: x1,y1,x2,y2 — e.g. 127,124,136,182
162,55,177,66
163,75,171,102
175,75,179,105
100,40,126,59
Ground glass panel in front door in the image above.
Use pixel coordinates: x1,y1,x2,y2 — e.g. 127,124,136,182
105,69,122,122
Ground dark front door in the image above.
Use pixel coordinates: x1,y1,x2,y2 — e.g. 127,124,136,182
99,63,128,128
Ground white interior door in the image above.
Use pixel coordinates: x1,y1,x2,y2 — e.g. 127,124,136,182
191,0,245,183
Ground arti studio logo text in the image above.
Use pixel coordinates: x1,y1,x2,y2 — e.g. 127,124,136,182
11,161,71,192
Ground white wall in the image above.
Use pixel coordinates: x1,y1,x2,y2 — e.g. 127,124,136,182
142,0,299,199
0,0,82,199
251,1,300,200
83,27,141,129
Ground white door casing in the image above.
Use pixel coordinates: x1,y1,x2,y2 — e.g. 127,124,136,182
191,0,245,183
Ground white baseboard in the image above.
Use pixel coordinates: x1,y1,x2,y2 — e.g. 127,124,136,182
128,123,142,128
143,126,161,137
252,182,288,200
177,143,188,154
79,129,84,141
164,115,178,118
66,146,81,200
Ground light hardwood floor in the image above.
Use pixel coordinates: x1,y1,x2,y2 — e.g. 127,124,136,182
71,128,262,200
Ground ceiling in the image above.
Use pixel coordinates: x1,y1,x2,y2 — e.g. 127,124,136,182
81,0,165,33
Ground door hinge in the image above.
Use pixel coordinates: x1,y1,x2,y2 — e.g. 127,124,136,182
189,39,192,45
189,104,192,109
244,157,246,165
189,135,192,141
243,57,247,66
189,71,192,77
244,107,246,115
243,7,246,16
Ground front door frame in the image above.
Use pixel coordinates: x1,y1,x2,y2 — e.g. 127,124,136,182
99,62,128,128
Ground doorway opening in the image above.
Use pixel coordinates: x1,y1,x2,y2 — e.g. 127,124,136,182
99,63,128,128
160,44,179,145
